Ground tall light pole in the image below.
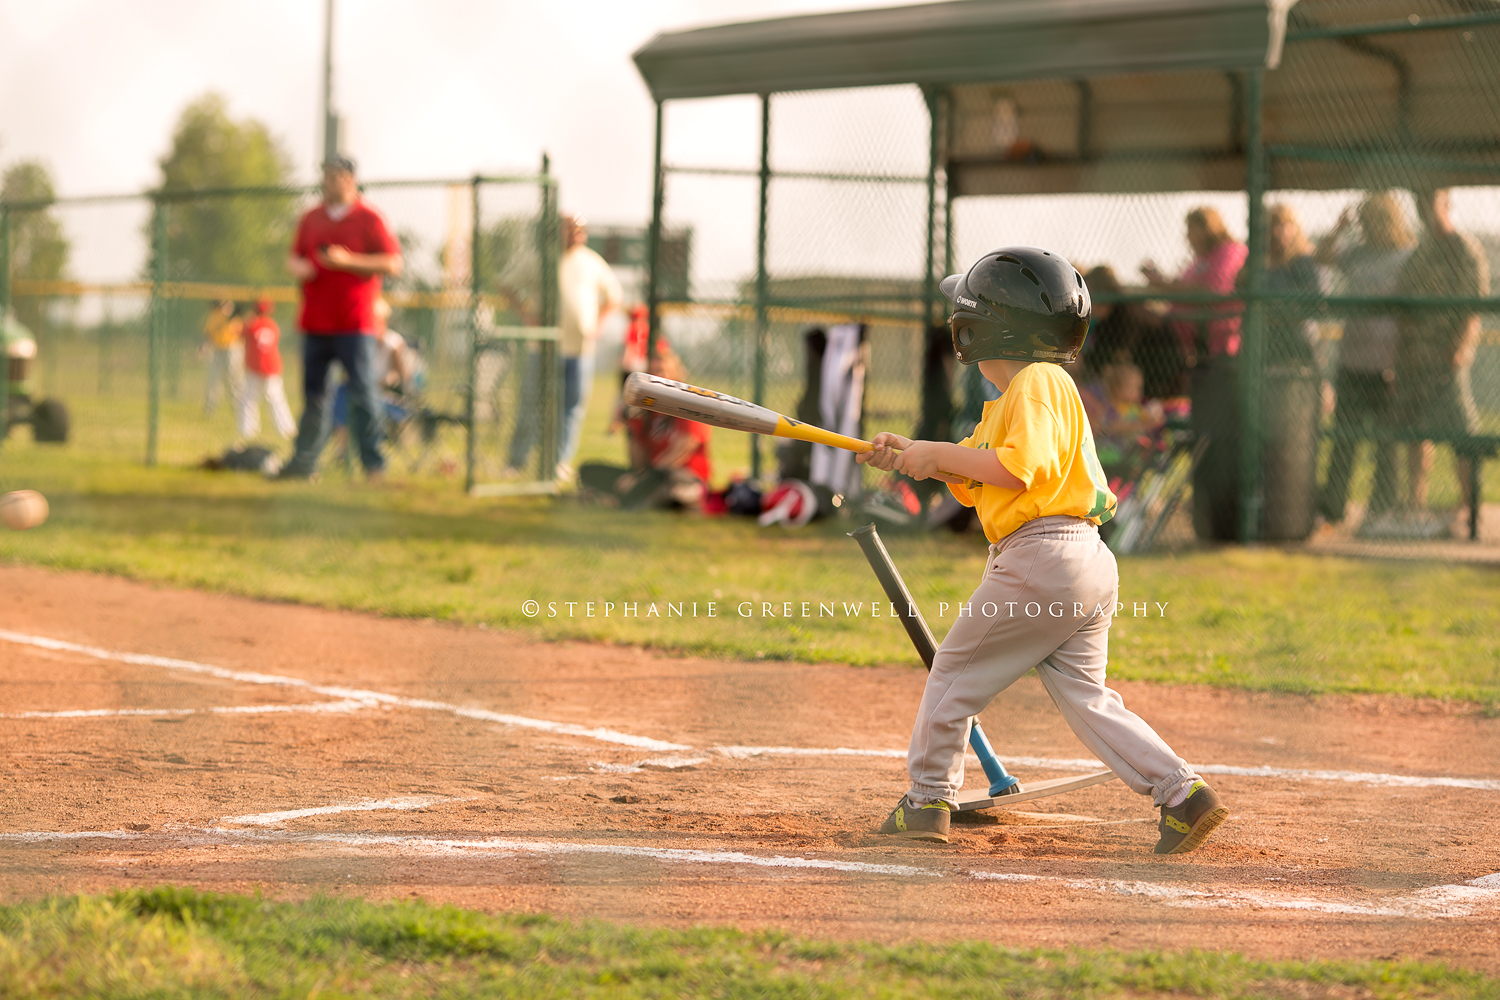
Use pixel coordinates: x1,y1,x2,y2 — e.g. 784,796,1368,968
321,0,339,164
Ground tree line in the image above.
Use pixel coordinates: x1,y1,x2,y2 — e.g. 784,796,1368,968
2,93,294,337
3,92,543,339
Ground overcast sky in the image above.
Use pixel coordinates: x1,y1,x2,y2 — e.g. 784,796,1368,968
0,0,920,226
9,1,1493,299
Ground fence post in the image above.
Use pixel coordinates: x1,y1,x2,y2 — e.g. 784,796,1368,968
99,307,113,394
1239,68,1267,542
923,86,941,330
539,154,556,328
943,91,955,281
646,99,665,358
147,196,167,467
752,93,771,480
466,174,481,493
537,154,560,482
0,206,10,445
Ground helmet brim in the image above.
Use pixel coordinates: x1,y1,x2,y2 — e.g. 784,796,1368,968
939,273,964,304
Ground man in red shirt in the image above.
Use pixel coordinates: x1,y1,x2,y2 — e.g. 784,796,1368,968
278,155,403,479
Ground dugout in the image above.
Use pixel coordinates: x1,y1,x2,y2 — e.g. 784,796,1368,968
633,0,1500,545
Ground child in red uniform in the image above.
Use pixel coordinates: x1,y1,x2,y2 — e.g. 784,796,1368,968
237,300,297,439
581,341,711,509
608,304,663,437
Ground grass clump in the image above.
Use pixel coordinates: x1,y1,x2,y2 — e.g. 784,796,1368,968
0,892,248,997
0,888,1492,998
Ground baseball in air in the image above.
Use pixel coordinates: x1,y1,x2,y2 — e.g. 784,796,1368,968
0,490,49,530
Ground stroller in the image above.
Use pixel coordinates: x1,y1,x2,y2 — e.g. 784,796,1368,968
1100,400,1207,554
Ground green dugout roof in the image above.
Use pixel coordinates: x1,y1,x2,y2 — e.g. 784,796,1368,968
632,0,1293,101
634,0,1500,194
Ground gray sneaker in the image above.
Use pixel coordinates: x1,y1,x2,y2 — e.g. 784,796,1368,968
1154,780,1228,855
877,796,950,843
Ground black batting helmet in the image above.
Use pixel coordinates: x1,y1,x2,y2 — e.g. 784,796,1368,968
940,247,1091,365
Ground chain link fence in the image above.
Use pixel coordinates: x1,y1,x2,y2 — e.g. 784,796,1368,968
655,86,941,518
643,1,1500,556
1,172,561,492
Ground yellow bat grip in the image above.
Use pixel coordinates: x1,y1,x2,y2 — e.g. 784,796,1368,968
772,416,872,451
771,417,967,484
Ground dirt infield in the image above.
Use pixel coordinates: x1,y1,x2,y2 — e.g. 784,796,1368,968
2,564,1497,972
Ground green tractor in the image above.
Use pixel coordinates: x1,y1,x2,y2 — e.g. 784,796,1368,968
3,311,69,443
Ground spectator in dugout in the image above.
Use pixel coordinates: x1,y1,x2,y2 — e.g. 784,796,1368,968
1141,206,1248,365
278,155,403,481
1078,265,1186,400
1393,187,1489,521
1315,191,1416,523
1076,349,1168,473
580,339,712,510
1259,203,1326,367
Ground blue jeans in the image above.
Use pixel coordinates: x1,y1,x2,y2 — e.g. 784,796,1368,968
284,332,385,475
558,353,594,468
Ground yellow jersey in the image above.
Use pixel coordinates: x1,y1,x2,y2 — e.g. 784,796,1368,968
947,362,1116,542
204,311,243,350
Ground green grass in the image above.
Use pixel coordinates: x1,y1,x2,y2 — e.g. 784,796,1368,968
3,369,1500,705
2,433,1499,707
0,888,1493,999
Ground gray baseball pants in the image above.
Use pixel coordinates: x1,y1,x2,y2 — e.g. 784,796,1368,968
908,515,1198,809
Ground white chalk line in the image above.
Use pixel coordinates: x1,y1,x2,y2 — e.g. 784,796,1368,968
590,756,709,775
0,796,464,841
966,870,1500,920
221,796,462,826
19,815,1494,919
638,755,710,769
0,629,689,752
1192,763,1500,792
20,825,933,878
0,777,1494,920
219,832,940,877
716,747,1500,793
718,745,907,760
3,629,1496,794
0,830,144,843
2,700,371,720
300,823,1500,919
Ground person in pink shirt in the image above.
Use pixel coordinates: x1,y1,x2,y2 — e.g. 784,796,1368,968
1141,207,1247,364
1144,208,1249,541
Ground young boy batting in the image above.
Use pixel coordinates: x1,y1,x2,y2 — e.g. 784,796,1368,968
857,246,1227,854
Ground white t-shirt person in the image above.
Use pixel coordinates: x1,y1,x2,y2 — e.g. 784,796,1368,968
559,244,623,361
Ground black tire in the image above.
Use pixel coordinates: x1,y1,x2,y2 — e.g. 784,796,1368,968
30,398,70,443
